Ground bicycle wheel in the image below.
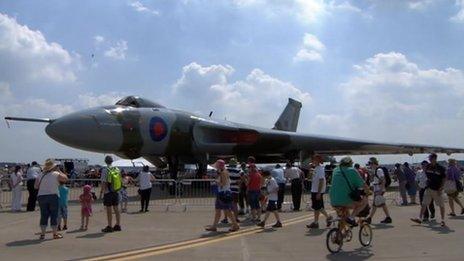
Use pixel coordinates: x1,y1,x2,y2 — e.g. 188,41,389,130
326,228,343,253
359,223,373,247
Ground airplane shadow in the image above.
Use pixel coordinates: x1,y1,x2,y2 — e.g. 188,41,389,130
326,247,374,261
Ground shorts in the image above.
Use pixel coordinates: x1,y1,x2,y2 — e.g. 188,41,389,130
311,193,324,211
58,205,68,219
407,184,417,196
422,189,444,208
266,200,277,212
119,188,128,202
103,192,119,207
247,190,261,210
215,197,233,210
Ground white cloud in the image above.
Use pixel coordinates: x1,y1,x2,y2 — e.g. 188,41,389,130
0,13,77,84
78,92,124,108
294,33,325,62
310,52,464,147
0,82,13,101
94,35,105,45
104,40,128,60
328,1,362,13
407,0,434,10
172,62,311,127
128,1,160,16
451,0,464,22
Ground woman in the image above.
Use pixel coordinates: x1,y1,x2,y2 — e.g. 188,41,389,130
35,159,68,240
10,165,23,212
446,159,464,216
205,160,240,232
137,166,155,212
329,157,369,226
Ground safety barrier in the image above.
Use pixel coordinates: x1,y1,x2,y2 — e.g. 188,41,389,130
0,177,403,211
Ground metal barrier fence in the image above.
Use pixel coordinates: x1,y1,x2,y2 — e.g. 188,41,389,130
0,178,401,211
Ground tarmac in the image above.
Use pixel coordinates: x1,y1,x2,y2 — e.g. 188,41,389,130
1,197,464,261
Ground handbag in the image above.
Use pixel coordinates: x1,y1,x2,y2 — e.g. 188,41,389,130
444,179,457,194
340,168,362,202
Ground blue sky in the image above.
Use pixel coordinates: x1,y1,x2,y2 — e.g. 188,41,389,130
1,0,464,164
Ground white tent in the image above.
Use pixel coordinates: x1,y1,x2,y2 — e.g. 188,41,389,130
112,158,155,168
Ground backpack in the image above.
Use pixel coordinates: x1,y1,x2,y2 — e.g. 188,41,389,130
380,167,391,188
106,167,122,192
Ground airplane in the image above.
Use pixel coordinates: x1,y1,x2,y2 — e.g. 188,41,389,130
5,95,464,177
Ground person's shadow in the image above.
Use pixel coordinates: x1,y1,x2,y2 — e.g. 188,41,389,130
6,238,48,247
371,224,394,230
305,228,328,236
76,232,106,239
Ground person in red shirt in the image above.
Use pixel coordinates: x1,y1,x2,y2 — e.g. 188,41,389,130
247,162,262,221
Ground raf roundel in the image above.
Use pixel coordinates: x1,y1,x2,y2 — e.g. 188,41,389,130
149,117,168,142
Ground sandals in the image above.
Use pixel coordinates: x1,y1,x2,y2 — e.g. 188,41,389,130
228,226,240,232
205,226,217,232
53,233,63,240
440,221,446,227
39,234,45,240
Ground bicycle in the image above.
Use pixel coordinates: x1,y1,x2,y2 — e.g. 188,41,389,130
326,207,373,254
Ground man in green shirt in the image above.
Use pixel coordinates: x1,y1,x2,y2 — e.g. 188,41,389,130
330,157,368,226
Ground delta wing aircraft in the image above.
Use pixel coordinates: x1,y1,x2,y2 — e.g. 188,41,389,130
5,95,464,172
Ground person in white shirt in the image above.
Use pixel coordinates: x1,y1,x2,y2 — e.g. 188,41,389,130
257,170,282,228
26,161,41,211
366,157,392,224
284,162,304,211
137,166,155,213
10,166,23,212
307,155,333,229
271,164,286,210
416,161,435,221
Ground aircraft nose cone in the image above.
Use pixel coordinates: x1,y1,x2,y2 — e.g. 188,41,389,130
46,108,122,153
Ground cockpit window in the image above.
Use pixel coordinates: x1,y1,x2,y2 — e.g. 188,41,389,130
115,96,165,108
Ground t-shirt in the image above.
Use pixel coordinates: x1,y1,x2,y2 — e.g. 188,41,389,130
248,171,262,191
416,170,428,189
37,171,60,196
425,163,446,191
227,167,242,194
138,171,154,190
265,177,279,201
100,165,120,194
329,167,364,206
372,168,385,193
311,165,326,193
284,167,302,180
26,166,41,180
10,172,23,188
59,186,69,207
271,168,286,184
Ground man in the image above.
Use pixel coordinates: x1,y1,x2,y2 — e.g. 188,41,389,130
271,164,286,210
403,162,417,204
411,153,447,227
284,162,304,211
394,163,408,205
257,170,282,228
366,157,392,224
100,156,122,232
307,155,333,229
416,161,435,221
224,158,242,223
26,161,41,211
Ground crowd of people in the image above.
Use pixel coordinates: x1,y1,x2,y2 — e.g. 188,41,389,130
2,152,464,240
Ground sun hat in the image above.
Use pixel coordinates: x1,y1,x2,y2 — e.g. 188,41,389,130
228,158,238,167
43,159,57,172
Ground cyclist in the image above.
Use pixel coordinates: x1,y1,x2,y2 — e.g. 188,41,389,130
329,157,369,226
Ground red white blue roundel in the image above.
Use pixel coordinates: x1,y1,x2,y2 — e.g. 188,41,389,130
149,117,168,142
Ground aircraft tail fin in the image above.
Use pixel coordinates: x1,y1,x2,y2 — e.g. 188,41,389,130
273,98,302,132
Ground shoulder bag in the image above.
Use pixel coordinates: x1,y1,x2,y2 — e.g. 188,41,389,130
340,168,362,202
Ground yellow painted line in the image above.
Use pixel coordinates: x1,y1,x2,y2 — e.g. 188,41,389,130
85,213,319,261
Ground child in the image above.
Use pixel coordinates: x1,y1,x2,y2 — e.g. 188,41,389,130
257,170,282,228
57,181,69,230
119,173,133,213
79,185,94,230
